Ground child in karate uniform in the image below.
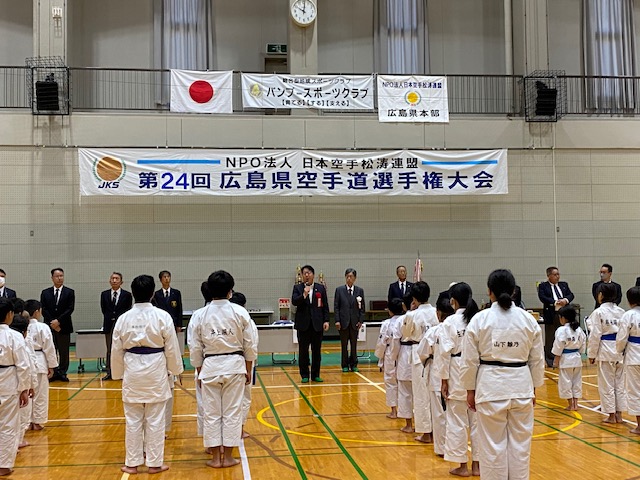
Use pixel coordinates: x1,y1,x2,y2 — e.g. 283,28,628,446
617,286,640,433
552,304,586,411
588,282,626,423
374,298,405,419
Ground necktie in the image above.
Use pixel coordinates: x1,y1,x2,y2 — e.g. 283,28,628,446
112,291,117,305
553,284,562,300
348,287,353,296
54,288,60,305
400,283,405,295
165,290,169,299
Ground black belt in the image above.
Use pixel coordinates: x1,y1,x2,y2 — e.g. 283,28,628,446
34,349,43,352
480,360,527,368
126,346,164,355
205,350,244,358
400,340,419,346
0,365,15,368
451,352,462,357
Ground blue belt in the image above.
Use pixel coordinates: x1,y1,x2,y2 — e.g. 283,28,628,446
601,333,616,341
562,348,579,354
126,346,164,354
629,336,640,344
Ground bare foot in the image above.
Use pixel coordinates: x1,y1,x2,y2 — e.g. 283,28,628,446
449,465,471,477
18,440,29,448
602,417,617,424
148,465,169,474
471,461,480,476
241,431,250,439
386,413,398,419
616,413,624,423
205,447,214,454
120,466,138,474
415,433,433,443
629,427,640,435
222,457,241,468
206,458,223,468
32,423,44,431
564,406,572,411
400,425,414,433
0,468,12,476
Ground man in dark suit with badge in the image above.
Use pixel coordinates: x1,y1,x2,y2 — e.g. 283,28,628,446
100,272,133,380
334,268,365,373
538,266,574,367
40,267,75,382
152,270,183,331
292,265,329,383
388,265,414,304
0,269,17,298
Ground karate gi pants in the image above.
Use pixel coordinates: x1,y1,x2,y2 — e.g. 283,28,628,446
164,386,174,433
476,398,533,480
430,389,446,455
412,361,432,434
202,373,245,448
444,399,479,464
558,367,582,399
31,372,49,424
625,365,640,416
384,363,398,408
597,361,626,414
242,362,255,425
123,401,166,468
18,400,30,444
0,395,19,469
195,370,203,436
397,379,413,419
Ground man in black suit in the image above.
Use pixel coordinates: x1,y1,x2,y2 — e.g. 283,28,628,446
40,267,75,382
152,270,183,331
388,265,414,304
0,269,17,298
537,266,574,367
334,268,365,373
100,272,133,380
591,263,623,309
292,265,329,383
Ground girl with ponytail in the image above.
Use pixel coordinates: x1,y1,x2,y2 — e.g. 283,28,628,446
551,305,586,411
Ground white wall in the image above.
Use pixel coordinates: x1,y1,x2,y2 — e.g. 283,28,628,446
0,0,32,64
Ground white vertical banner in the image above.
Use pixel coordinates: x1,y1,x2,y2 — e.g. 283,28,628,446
377,75,449,123
170,69,233,114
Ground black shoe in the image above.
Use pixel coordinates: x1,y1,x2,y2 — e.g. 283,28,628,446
59,375,69,382
48,374,60,382
102,374,112,381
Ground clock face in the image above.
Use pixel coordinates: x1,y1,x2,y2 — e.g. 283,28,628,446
291,0,317,27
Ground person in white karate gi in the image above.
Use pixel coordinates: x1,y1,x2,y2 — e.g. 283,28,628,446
190,271,258,469
551,304,586,411
418,294,453,457
461,269,544,480
111,274,184,475
25,299,57,431
401,281,439,444
391,293,416,432
0,298,31,476
374,298,405,419
439,282,480,477
617,286,640,433
187,281,212,444
587,282,626,424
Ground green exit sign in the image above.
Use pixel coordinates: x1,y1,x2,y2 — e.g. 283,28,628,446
266,43,287,54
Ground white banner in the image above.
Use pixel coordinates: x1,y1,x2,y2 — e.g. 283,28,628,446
78,148,507,196
377,75,449,123
170,70,233,114
241,74,374,110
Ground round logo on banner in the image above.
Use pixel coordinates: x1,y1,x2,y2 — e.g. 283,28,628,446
189,80,214,104
250,83,262,98
93,156,126,183
405,91,421,106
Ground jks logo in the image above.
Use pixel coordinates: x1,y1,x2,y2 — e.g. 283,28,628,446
92,156,126,188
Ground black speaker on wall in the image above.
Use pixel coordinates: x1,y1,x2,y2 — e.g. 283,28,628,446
535,81,557,117
35,80,60,111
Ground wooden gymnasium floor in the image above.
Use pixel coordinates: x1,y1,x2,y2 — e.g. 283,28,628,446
11,344,640,480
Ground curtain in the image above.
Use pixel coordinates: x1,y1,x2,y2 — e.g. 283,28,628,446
154,0,215,105
583,0,636,111
374,0,429,74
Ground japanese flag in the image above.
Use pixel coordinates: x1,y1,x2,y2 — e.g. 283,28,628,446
170,69,233,114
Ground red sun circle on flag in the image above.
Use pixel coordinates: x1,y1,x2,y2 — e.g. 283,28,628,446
189,80,214,104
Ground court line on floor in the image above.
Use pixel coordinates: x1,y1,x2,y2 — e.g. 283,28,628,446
239,438,252,480
256,371,308,479
282,368,368,479
67,372,100,400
